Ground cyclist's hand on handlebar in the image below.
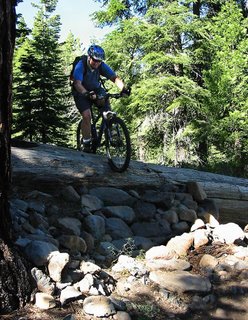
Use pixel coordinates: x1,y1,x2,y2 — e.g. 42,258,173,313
120,87,131,97
83,91,97,100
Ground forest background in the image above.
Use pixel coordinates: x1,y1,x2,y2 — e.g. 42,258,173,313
13,0,248,178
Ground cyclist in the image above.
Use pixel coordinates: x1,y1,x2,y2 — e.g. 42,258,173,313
72,44,130,153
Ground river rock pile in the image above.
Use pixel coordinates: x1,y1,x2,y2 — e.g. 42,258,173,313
10,181,248,319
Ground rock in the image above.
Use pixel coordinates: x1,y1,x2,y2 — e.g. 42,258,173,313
105,218,133,240
79,261,101,274
60,286,83,306
103,206,136,224
187,181,207,202
24,240,58,266
146,258,191,271
113,311,132,320
190,218,205,232
133,200,157,221
61,185,80,202
83,296,116,317
141,190,174,209
74,273,94,294
89,187,135,206
158,209,179,224
212,223,245,244
57,217,82,236
81,193,104,211
166,233,194,257
177,204,197,223
84,214,106,240
35,292,56,309
193,229,209,249
48,251,70,282
149,270,212,293
31,267,55,295
145,245,176,260
199,254,219,270
131,221,171,238
171,221,190,234
57,235,87,253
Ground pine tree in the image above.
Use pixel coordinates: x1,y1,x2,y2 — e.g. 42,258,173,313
13,0,71,145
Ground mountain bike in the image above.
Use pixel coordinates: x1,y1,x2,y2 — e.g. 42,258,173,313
76,92,131,173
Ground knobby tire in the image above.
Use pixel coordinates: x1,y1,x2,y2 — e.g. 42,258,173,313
105,116,131,172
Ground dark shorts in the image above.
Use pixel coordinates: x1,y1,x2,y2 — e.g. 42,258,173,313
73,87,110,113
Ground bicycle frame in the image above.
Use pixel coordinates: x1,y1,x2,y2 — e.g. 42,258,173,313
76,91,131,172
91,106,108,151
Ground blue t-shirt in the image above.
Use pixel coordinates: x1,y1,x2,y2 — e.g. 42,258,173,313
73,58,116,91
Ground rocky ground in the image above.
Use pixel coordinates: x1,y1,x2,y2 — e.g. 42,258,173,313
1,143,247,320
1,180,248,320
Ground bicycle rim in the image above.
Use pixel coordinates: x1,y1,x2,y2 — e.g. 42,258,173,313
76,120,97,153
105,117,131,172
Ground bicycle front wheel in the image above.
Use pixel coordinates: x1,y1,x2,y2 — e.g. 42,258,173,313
105,117,131,172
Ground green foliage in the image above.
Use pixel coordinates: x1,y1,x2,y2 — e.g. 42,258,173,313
13,0,72,146
12,0,248,177
95,0,248,176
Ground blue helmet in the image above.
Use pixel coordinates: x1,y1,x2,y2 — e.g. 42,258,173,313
87,45,105,61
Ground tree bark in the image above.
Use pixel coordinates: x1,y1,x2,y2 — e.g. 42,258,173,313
0,0,32,314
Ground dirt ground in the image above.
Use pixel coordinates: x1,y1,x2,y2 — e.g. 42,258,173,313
1,259,248,320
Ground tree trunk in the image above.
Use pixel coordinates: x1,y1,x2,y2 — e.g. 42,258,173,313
0,0,32,314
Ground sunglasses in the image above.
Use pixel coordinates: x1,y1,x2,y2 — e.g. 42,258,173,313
91,57,102,63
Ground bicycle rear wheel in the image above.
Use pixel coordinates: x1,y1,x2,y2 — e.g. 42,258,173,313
76,120,97,153
105,117,131,172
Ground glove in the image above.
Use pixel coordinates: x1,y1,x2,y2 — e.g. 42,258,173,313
84,91,96,99
120,87,131,97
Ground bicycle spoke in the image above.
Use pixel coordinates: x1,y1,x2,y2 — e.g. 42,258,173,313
105,117,131,172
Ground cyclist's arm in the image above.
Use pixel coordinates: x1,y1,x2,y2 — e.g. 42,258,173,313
111,76,125,91
73,80,88,95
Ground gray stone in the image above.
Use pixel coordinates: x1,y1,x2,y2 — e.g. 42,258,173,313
172,221,190,234
57,217,82,236
105,218,133,240
131,221,171,238
48,251,70,282
146,258,191,271
35,292,56,310
166,233,194,257
90,187,135,206
24,240,58,266
212,223,244,244
133,200,156,221
81,194,103,211
158,209,179,224
60,286,82,305
103,206,136,224
84,214,105,240
187,181,207,202
141,190,174,209
149,270,211,293
31,267,55,295
61,185,80,202
10,198,28,212
57,235,87,253
177,204,197,223
83,295,116,317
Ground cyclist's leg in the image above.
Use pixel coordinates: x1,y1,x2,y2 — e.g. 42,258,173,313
81,109,91,141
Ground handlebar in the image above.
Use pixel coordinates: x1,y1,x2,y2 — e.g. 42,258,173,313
81,92,129,99
106,93,123,99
